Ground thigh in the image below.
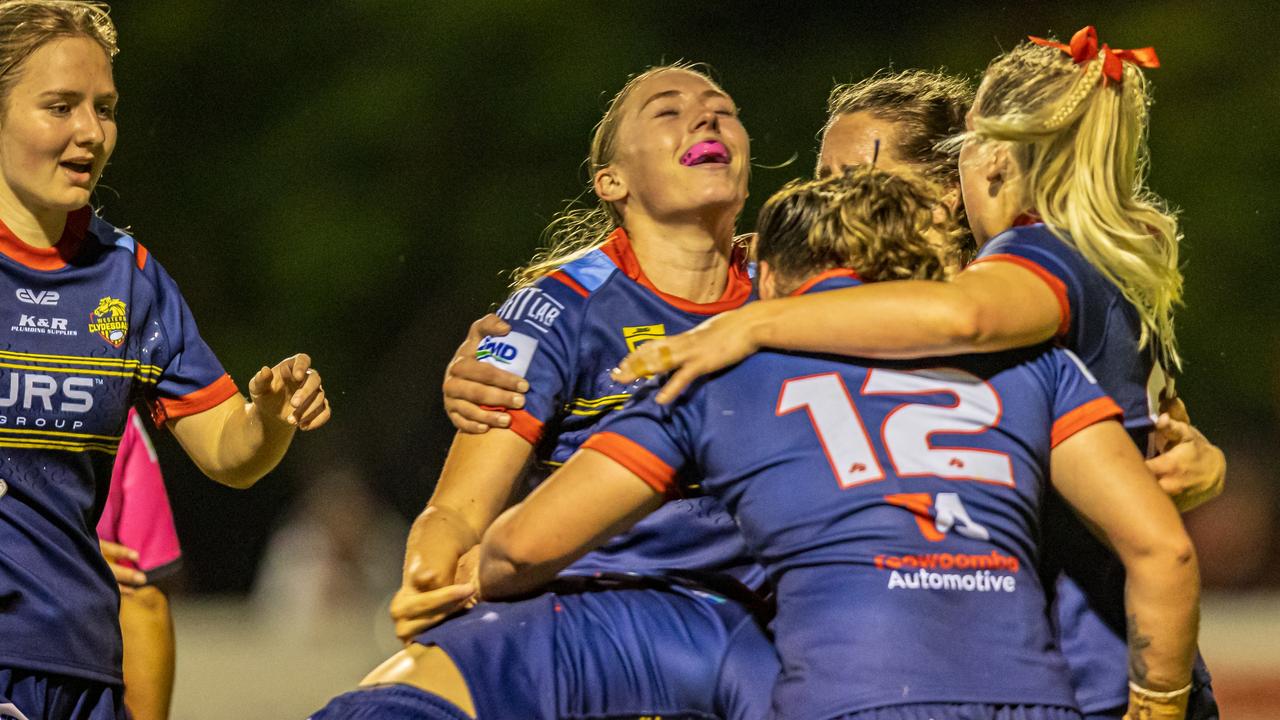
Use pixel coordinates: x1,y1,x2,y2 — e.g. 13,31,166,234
360,644,474,718
414,587,769,720
414,595,559,720
552,587,763,720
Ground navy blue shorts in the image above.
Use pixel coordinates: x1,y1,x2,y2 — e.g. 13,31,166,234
0,668,125,720
830,704,1081,720
415,585,778,720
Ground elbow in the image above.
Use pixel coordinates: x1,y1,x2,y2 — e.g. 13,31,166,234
932,294,985,350
477,517,554,600
1131,529,1200,588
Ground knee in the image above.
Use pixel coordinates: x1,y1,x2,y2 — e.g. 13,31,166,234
359,644,475,718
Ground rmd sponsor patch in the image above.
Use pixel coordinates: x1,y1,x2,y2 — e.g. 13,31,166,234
476,332,539,378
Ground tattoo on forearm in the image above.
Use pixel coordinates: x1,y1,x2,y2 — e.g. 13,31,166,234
1127,613,1153,684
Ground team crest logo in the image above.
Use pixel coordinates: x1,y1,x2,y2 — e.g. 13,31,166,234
88,296,128,347
622,324,665,352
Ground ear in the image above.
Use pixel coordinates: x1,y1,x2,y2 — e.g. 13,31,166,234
756,260,778,300
593,165,627,204
940,185,962,216
984,143,1012,188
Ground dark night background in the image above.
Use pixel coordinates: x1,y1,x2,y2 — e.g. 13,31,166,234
93,2,1279,595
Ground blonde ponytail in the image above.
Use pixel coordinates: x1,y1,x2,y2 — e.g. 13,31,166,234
973,39,1183,368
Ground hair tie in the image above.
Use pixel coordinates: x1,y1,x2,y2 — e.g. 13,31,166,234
1029,25,1159,86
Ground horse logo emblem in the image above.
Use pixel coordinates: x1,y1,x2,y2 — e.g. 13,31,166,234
88,296,128,347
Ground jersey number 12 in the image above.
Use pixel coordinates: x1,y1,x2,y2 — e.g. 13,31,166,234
776,368,1014,489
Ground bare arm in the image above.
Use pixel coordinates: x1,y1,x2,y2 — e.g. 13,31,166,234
168,354,330,489
119,586,175,720
1051,420,1199,706
614,262,1061,403
389,429,534,641
479,449,664,599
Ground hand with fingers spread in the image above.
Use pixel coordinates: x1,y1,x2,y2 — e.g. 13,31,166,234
248,353,332,431
442,314,529,433
100,540,147,596
1146,412,1225,513
611,306,764,404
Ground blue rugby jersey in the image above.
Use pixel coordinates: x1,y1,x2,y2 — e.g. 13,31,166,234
973,221,1181,714
0,207,237,683
478,227,764,587
580,270,1123,719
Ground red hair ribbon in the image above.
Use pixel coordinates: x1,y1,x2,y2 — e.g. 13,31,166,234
1028,25,1159,85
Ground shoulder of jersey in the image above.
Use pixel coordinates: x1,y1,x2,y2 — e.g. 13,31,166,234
542,247,620,299
88,214,151,272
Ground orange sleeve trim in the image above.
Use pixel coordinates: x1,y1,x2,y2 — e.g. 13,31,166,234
134,241,149,271
548,270,589,298
971,253,1071,338
151,374,240,427
504,408,544,445
1051,396,1124,448
581,432,677,497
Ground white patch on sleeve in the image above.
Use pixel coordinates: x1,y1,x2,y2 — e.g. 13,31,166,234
476,332,540,378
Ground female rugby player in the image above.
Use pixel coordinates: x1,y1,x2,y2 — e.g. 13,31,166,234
479,166,1200,720
312,64,777,720
611,27,1220,720
0,3,329,717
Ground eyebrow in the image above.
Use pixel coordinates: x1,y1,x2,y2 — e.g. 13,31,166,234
639,88,730,112
38,89,118,101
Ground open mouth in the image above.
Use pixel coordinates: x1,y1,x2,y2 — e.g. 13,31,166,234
61,161,93,175
680,140,730,167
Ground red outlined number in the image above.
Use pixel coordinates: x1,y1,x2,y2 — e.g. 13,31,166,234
777,368,1013,489
777,373,884,488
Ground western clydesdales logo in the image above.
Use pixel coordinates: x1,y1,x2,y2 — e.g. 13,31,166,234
88,296,128,347
622,324,665,352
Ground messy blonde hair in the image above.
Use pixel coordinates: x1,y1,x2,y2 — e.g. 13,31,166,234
756,167,960,290
512,62,724,289
0,1,117,108
971,39,1182,368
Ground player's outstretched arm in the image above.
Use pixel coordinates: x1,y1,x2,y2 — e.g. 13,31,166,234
1146,397,1226,512
389,429,534,641
169,353,330,489
478,449,664,599
442,314,529,433
613,261,1060,403
1051,420,1199,719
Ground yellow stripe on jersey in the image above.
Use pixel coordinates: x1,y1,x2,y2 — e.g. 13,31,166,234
565,392,633,416
0,359,159,383
0,427,124,442
0,438,120,454
567,393,632,408
0,349,162,377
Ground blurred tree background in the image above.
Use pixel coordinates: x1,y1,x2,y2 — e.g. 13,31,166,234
98,1,1279,593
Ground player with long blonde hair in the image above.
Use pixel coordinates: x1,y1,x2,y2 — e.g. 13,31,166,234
612,26,1220,720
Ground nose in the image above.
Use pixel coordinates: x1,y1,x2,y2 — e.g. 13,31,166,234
72,105,105,147
691,104,720,134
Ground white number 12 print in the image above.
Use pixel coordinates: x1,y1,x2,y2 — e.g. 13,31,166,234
776,368,1014,489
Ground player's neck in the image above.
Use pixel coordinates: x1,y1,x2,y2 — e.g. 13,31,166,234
624,214,735,304
0,190,67,248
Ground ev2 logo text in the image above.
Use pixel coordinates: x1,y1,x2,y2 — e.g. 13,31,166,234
15,289,59,305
